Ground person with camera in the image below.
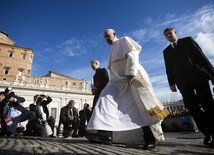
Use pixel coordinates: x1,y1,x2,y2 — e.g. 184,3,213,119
28,94,55,137
58,100,80,138
0,87,36,137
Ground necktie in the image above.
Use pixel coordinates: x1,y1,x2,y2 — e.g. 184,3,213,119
173,43,177,50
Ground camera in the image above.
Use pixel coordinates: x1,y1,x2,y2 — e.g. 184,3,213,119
4,87,15,101
36,95,46,105
39,106,53,136
34,94,52,136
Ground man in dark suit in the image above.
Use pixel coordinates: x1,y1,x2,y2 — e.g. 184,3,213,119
91,60,109,110
163,28,214,148
58,100,80,138
78,103,92,137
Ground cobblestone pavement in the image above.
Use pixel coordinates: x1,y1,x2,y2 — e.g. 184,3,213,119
0,132,213,155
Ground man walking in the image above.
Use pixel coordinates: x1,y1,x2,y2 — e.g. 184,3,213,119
90,60,109,110
163,28,214,148
86,29,168,150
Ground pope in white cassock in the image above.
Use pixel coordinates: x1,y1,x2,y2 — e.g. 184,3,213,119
86,29,169,150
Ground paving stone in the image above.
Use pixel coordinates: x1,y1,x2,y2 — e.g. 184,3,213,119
0,132,213,155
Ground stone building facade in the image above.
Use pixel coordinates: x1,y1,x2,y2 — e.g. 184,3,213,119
0,31,93,129
0,31,34,82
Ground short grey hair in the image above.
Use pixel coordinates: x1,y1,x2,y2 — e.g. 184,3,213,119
91,60,100,66
105,29,115,34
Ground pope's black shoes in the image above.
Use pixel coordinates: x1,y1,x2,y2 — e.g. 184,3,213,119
142,143,156,150
85,133,112,145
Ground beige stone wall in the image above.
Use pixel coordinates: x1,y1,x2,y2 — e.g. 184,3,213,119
0,36,34,82
25,76,87,90
0,32,14,45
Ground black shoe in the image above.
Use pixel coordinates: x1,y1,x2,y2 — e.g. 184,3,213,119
85,133,112,145
203,136,212,145
72,134,79,138
8,134,15,138
49,135,56,138
143,143,156,150
85,134,100,143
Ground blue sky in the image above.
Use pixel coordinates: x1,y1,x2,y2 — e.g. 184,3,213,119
1,0,214,102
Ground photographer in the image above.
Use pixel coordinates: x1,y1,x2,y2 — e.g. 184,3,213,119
0,87,36,137
29,94,55,137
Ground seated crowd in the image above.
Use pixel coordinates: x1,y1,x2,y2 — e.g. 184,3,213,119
0,87,92,138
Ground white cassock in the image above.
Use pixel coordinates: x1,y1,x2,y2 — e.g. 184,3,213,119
86,36,169,143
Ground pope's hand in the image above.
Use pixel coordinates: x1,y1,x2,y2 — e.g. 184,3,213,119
170,85,177,92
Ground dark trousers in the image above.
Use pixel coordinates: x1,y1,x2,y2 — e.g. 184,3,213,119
78,124,86,137
62,118,80,137
7,111,36,135
179,81,214,137
47,116,55,135
142,126,156,144
97,127,155,143
92,91,102,110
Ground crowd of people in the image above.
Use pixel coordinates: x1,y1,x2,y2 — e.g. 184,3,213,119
0,87,92,138
0,27,213,150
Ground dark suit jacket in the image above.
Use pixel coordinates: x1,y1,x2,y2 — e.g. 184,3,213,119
59,105,78,125
30,96,52,118
163,37,214,89
93,67,109,93
0,95,26,119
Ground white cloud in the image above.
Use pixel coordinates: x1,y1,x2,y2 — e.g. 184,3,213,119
57,38,87,57
195,32,214,63
57,37,99,58
68,66,93,81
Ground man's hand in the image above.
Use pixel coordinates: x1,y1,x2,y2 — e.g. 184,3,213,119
8,97,16,102
68,116,74,121
170,85,177,92
126,75,135,84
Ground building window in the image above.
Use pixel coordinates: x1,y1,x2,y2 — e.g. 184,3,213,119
80,82,83,86
22,53,27,59
73,82,76,86
65,81,68,86
35,79,40,84
51,108,57,119
4,67,10,75
8,51,14,57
